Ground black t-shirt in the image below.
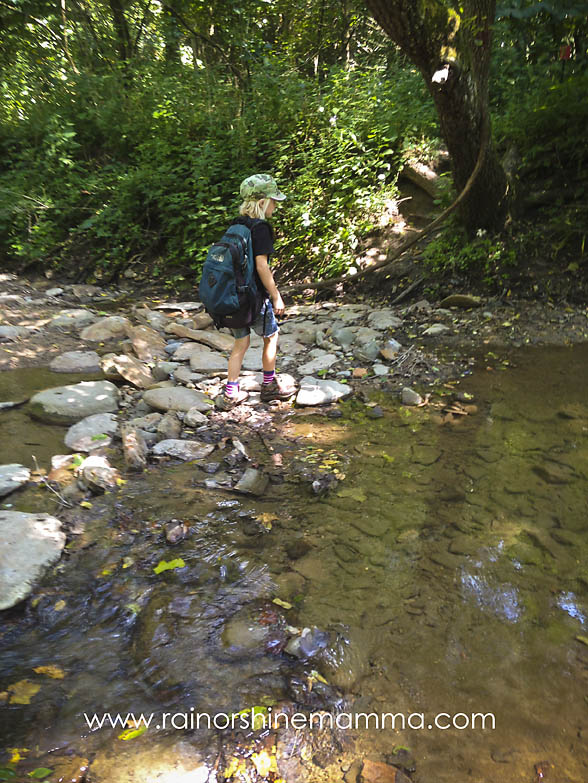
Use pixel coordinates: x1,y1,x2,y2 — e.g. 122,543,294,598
230,216,275,297
230,216,274,260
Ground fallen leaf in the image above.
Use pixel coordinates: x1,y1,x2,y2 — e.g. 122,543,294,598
33,665,65,679
79,501,92,509
153,558,186,574
6,680,41,705
118,725,147,741
54,600,66,611
257,513,277,531
272,598,292,610
27,769,53,779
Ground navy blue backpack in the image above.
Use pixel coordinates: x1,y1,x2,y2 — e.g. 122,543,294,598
198,221,264,329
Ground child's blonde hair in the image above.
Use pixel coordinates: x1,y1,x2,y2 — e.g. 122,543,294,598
239,198,272,220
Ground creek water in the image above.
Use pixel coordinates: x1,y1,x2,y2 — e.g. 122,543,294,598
0,344,587,782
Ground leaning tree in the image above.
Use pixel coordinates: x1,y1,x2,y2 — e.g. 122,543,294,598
364,0,509,232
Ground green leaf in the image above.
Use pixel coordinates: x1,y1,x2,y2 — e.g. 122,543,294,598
27,770,53,780
0,770,17,780
118,725,148,740
90,433,109,441
153,558,186,574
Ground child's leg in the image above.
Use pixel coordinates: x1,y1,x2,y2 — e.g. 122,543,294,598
262,331,278,379
228,335,250,382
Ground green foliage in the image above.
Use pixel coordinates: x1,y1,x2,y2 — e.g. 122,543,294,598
422,227,518,289
0,47,439,283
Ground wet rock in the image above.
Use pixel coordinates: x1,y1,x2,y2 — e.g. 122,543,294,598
125,324,167,361
89,741,208,783
152,361,179,381
121,424,148,471
220,604,282,659
0,464,31,497
143,387,212,413
423,323,450,336
64,412,118,452
152,439,215,461
296,376,352,406
298,354,338,375
234,468,269,496
356,340,381,361
184,407,209,426
361,759,411,783
108,354,155,389
165,520,189,544
448,535,480,556
401,387,422,406
78,454,120,492
286,539,312,560
29,380,119,424
49,350,102,373
379,338,403,360
156,410,182,440
0,325,31,340
284,626,329,659
366,404,384,418
127,412,162,431
44,755,88,783
367,310,403,330
80,315,130,341
0,511,66,610
411,445,441,465
440,293,482,308
49,309,97,330
532,463,573,485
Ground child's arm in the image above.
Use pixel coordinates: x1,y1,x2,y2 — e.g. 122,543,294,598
255,255,285,315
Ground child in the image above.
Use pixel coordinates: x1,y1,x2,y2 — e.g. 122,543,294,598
215,174,297,411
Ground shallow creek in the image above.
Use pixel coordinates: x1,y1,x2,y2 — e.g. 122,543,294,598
0,344,587,782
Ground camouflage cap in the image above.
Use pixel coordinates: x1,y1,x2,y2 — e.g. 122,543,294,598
239,174,286,202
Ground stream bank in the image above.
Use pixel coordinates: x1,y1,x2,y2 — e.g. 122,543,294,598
1,275,587,783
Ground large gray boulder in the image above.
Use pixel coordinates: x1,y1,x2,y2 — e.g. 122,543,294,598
28,380,119,424
64,413,119,452
49,309,97,330
143,387,212,413
296,376,352,406
80,316,130,341
0,464,31,497
0,511,66,610
49,350,102,373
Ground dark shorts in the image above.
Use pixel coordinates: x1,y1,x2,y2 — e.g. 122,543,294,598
231,299,279,340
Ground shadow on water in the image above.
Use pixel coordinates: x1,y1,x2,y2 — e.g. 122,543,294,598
0,344,587,781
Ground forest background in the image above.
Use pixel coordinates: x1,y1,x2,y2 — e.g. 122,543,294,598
0,0,587,300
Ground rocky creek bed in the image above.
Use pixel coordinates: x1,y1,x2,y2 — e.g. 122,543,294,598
1,273,588,783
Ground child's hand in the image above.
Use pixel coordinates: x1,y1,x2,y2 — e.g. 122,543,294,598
272,292,285,316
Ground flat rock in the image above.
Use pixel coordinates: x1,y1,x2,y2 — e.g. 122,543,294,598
127,412,163,431
168,324,234,351
152,361,179,381
423,323,451,336
45,287,64,296
49,350,102,373
189,349,228,373
49,309,97,330
332,327,357,347
143,387,212,413
372,364,389,376
152,439,215,460
440,294,482,308
125,324,167,361
109,354,155,389
0,325,31,340
173,366,206,385
0,511,66,610
356,340,381,361
172,342,213,361
298,354,338,375
153,301,203,311
234,468,269,496
81,316,131,341
296,376,352,406
29,380,119,424
0,464,31,497
401,387,423,406
64,413,118,452
367,310,403,330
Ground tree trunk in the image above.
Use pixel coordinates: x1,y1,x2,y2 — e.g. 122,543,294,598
108,0,131,64
364,0,509,233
